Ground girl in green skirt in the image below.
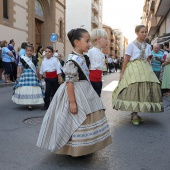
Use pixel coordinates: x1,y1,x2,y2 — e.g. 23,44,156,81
112,25,164,125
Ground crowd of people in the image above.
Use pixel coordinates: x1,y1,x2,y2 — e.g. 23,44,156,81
0,25,170,157
150,42,170,96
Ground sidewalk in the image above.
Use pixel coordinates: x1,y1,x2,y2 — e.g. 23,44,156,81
0,79,45,88
0,74,14,88
0,81,14,88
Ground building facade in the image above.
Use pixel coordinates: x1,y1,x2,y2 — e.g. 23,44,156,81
123,36,128,57
102,25,128,58
0,0,66,55
114,29,128,58
65,0,103,56
142,0,170,44
102,25,115,58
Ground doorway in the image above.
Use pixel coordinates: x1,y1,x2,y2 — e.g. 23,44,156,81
35,18,42,51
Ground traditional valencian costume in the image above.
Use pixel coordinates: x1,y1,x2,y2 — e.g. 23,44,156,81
37,52,112,157
112,39,164,113
12,55,44,105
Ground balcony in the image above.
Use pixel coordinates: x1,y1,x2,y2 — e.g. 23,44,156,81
155,0,170,16
149,0,155,10
110,46,114,51
92,1,99,14
148,17,157,35
91,16,99,27
111,42,114,49
110,50,115,57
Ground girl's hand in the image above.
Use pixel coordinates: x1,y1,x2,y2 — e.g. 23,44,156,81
69,102,77,114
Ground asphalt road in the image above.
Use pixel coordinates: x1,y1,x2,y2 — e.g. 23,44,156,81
0,71,170,170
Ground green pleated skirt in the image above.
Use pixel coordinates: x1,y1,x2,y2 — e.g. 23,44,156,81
112,60,164,113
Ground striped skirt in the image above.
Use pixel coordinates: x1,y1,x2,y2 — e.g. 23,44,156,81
37,80,112,156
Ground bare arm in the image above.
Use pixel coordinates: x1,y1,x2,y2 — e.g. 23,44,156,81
36,68,41,80
17,66,22,78
67,82,77,114
119,55,130,81
58,74,62,84
147,55,153,65
7,52,15,58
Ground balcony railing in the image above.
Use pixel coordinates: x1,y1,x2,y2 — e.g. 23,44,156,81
91,16,99,26
92,1,99,14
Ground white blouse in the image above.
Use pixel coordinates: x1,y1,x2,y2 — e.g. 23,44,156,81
87,47,105,70
125,42,152,61
40,57,61,75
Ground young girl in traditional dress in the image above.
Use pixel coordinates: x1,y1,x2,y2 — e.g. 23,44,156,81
112,25,164,125
12,45,44,111
37,28,112,157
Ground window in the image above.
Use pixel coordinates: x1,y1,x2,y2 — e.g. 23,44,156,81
59,20,63,40
35,0,43,17
3,0,8,19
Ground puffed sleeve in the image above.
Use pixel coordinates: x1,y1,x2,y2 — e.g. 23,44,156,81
18,59,24,70
125,42,133,57
63,61,79,82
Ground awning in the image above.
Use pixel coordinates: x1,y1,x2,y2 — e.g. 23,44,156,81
157,33,170,44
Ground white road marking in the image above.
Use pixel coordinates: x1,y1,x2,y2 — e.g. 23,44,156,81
102,81,119,92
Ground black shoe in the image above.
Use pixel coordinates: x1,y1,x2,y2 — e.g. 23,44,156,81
41,105,48,110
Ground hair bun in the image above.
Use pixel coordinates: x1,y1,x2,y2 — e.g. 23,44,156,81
67,29,75,41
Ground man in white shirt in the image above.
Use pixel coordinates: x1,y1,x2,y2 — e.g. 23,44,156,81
113,58,118,72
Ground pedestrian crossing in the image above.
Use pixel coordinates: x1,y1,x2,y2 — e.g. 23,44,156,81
102,80,119,92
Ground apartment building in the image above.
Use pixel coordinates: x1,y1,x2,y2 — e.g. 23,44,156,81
0,0,66,55
66,0,103,56
102,25,128,58
142,0,170,44
114,29,129,58
102,25,116,58
123,36,128,57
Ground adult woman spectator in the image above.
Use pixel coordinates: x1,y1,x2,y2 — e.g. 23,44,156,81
151,44,164,79
1,40,15,83
0,41,4,82
36,45,44,67
161,52,170,96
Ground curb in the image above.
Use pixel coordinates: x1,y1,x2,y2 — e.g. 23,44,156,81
0,82,14,88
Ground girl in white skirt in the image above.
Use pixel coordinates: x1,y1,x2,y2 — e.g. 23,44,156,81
37,28,112,157
12,45,44,110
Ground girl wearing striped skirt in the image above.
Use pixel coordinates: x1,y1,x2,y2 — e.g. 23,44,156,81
112,25,164,125
37,28,112,157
